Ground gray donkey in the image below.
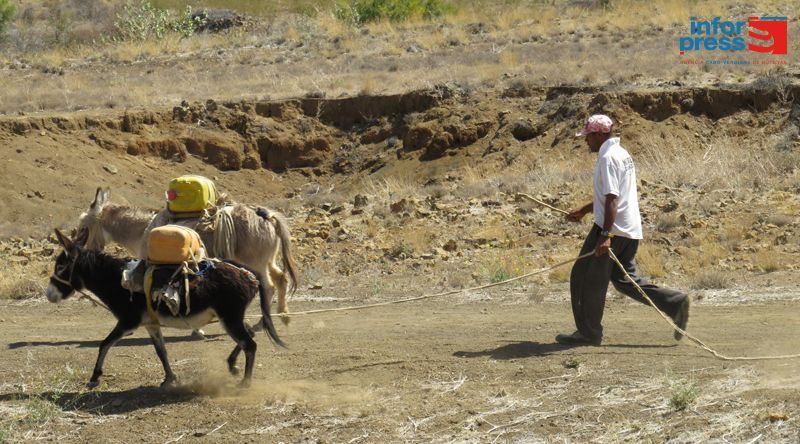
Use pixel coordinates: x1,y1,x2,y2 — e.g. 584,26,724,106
78,188,298,324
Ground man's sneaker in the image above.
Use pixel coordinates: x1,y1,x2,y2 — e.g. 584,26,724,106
555,331,602,346
673,297,690,341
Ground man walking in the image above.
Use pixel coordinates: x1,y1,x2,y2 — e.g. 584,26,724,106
556,114,690,346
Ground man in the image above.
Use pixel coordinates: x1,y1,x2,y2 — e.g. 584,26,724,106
556,114,690,346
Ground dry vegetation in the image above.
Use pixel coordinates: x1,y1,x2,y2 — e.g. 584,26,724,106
1,0,798,113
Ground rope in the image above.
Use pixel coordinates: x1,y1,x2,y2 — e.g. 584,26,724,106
249,252,595,319
608,250,800,361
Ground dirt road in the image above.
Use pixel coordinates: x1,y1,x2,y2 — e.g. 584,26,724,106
1,288,798,443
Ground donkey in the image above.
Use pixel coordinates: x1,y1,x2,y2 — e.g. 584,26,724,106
77,188,298,324
46,229,285,388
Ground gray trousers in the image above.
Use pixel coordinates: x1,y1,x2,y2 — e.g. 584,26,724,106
569,225,687,340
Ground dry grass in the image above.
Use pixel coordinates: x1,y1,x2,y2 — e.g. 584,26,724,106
753,249,781,273
415,29,447,51
638,134,783,191
690,270,733,289
636,244,666,279
476,249,528,284
0,261,49,300
680,238,728,272
655,213,682,233
548,266,570,284
362,175,418,203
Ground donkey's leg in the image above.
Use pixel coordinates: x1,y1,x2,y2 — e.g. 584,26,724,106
269,261,289,322
88,322,133,389
144,325,177,388
226,325,255,376
222,320,257,388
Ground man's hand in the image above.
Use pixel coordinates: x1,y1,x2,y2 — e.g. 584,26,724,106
566,208,585,222
595,236,611,256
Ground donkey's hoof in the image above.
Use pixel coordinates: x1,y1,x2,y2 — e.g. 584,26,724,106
86,380,100,390
160,377,178,388
280,315,291,326
228,365,241,376
237,379,252,389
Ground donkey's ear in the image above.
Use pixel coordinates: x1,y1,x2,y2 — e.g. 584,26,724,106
89,187,109,213
89,187,101,209
54,229,73,252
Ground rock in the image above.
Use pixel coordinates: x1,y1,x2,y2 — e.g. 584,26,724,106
511,120,538,141
103,164,119,174
353,194,369,208
390,198,412,213
443,239,458,252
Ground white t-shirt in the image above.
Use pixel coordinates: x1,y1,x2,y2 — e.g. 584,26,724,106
593,137,643,239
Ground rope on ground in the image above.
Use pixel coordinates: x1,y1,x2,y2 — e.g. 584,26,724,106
608,249,800,361
250,252,595,319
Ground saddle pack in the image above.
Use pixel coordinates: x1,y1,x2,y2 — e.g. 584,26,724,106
121,225,208,320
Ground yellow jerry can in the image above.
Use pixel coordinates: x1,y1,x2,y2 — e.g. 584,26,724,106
147,225,204,264
166,175,218,214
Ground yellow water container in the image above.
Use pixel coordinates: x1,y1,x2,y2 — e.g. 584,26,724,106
166,175,218,214
147,225,204,264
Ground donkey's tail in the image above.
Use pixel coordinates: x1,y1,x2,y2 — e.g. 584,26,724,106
269,212,299,294
256,273,286,348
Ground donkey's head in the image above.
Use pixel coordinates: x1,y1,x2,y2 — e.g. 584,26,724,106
77,187,111,251
46,228,88,303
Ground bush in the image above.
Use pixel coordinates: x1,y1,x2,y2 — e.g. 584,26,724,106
690,270,732,290
669,381,699,411
335,0,456,25
0,0,15,35
114,1,205,42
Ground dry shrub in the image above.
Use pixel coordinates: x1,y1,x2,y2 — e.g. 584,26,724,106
765,214,794,227
548,266,570,283
655,213,682,233
362,176,417,203
453,164,500,200
753,249,781,273
636,244,666,278
0,261,50,300
477,250,527,284
453,180,498,200
681,238,727,273
690,270,732,289
441,262,471,289
718,224,747,251
669,379,700,411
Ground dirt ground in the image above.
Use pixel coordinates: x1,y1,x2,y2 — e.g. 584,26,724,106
1,282,799,442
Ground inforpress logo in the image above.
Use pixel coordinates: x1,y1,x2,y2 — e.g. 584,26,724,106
747,16,787,54
679,16,788,55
